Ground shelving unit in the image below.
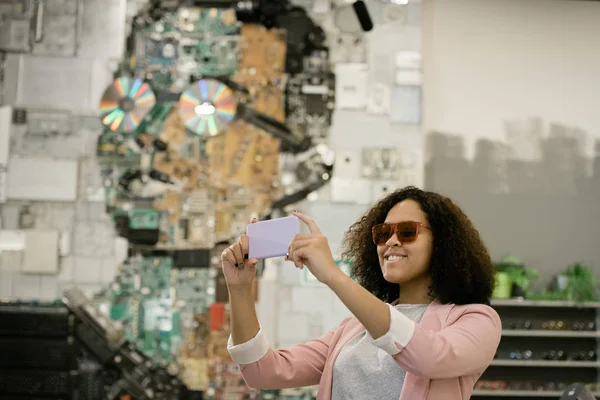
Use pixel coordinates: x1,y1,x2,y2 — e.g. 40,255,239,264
472,299,600,399
502,330,600,338
473,389,600,397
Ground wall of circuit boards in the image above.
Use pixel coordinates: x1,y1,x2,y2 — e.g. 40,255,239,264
93,0,336,396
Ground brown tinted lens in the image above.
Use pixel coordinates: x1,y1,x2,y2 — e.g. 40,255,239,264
396,221,419,242
372,224,393,245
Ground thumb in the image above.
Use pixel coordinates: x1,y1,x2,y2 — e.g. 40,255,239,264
247,258,259,268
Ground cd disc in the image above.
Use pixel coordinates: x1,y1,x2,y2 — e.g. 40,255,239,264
178,78,237,137
99,77,156,133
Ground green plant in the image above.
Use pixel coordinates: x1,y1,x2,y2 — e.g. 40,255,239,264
564,263,599,302
495,255,539,294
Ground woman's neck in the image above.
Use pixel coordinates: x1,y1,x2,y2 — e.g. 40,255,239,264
398,274,433,304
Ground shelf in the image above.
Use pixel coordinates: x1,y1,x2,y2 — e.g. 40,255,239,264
473,389,600,397
491,299,600,308
502,329,600,338
491,360,600,367
473,389,563,397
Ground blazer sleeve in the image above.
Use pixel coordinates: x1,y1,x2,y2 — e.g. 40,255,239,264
227,320,347,389
366,304,501,379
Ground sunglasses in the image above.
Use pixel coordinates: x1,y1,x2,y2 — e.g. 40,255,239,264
371,221,431,246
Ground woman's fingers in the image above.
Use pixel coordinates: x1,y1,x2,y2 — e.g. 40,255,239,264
292,212,322,234
222,246,238,266
230,242,244,267
239,234,249,259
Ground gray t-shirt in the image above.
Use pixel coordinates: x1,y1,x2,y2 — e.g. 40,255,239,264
331,304,429,400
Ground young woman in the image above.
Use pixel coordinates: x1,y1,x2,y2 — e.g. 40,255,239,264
220,186,501,400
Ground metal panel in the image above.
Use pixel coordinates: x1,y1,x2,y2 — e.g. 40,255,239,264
0,18,31,52
0,0,31,52
77,0,126,59
0,105,11,166
0,170,6,203
22,230,59,274
31,0,80,56
6,155,78,201
15,54,95,110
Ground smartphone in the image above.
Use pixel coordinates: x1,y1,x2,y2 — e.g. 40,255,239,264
247,216,300,259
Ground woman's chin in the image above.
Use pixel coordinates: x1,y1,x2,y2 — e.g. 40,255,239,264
382,269,410,284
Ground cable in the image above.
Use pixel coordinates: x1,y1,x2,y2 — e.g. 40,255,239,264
352,0,374,32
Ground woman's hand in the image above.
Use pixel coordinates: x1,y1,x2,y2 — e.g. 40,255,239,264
221,218,259,291
287,212,341,285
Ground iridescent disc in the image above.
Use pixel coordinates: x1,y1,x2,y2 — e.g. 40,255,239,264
178,78,237,137
99,77,156,133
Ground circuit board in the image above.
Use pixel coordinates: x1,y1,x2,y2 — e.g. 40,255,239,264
92,1,336,396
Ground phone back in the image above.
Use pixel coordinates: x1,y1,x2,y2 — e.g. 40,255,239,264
247,216,300,259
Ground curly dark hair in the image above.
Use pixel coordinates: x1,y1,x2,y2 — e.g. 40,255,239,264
340,186,495,305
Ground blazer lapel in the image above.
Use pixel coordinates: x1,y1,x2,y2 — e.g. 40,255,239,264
399,300,453,400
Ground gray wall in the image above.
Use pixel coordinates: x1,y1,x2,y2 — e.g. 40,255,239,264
422,0,600,284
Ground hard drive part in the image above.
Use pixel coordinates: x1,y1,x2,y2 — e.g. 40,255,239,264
118,168,183,198
109,342,180,400
267,170,331,215
62,287,126,351
0,302,73,337
0,337,79,370
0,369,78,397
267,146,333,214
237,103,311,153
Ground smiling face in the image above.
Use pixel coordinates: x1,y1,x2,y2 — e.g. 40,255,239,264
376,199,433,288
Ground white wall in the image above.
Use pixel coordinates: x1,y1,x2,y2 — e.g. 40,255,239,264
0,0,129,301
422,0,600,160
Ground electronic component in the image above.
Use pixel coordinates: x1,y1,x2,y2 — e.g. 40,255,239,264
179,78,237,136
366,82,391,115
352,1,373,32
361,147,401,179
90,1,336,395
285,52,335,141
334,63,368,110
100,77,157,133
0,291,182,399
560,384,598,400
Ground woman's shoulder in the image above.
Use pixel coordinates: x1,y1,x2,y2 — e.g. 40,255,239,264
443,301,501,327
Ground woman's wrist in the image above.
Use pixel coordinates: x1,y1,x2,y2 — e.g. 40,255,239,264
228,283,255,296
323,264,349,288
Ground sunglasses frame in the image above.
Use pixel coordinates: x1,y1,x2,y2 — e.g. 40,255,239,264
371,221,431,246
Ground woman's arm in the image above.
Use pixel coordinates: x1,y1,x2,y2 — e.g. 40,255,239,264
325,271,501,378
325,269,394,340
229,286,261,346
227,314,347,389
287,212,396,340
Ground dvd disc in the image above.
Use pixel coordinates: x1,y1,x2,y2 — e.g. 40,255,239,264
178,78,237,137
99,77,156,133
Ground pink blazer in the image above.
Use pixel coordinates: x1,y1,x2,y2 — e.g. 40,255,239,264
228,300,502,400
